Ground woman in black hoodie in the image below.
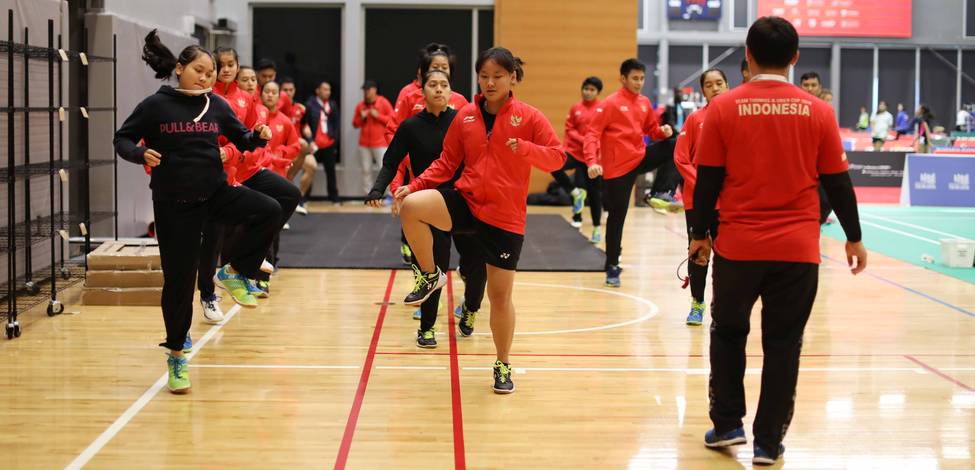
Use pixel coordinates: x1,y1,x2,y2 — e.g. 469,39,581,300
365,69,487,348
114,31,280,394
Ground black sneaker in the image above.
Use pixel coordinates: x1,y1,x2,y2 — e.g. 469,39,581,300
493,360,515,394
404,266,446,306
416,328,437,348
457,304,477,337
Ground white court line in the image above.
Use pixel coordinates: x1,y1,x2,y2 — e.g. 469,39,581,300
65,305,242,470
861,213,973,241
860,220,939,245
469,282,659,337
376,365,447,370
190,364,359,370
458,366,975,374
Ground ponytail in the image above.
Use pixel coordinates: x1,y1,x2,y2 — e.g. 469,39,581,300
142,29,177,80
141,29,214,81
476,47,525,81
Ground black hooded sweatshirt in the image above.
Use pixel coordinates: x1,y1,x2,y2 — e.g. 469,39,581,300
114,85,266,201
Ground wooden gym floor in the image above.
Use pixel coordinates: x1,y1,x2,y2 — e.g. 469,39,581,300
1,205,973,469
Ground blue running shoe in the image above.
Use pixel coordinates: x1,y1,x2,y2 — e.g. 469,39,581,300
591,226,602,244
704,427,747,448
605,265,622,288
413,308,421,320
245,279,267,299
571,188,587,216
752,443,785,466
454,296,466,318
183,333,193,354
686,299,705,326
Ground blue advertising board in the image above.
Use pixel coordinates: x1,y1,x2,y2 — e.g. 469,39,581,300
902,154,975,207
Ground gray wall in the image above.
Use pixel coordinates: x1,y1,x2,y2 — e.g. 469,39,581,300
0,0,70,286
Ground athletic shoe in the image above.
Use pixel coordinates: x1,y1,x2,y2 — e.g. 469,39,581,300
404,266,446,306
400,243,413,266
752,443,785,466
216,265,258,308
244,279,268,299
570,213,583,228
686,299,705,326
167,354,191,394
294,203,308,215
704,427,747,448
493,360,515,394
257,280,270,297
648,192,684,213
457,304,478,337
605,265,623,288
183,333,193,354
283,223,291,231
454,297,465,318
201,294,224,324
571,187,587,216
591,226,602,243
416,328,437,348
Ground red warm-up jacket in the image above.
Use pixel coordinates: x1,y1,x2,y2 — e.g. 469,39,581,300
249,109,301,178
564,98,600,160
673,105,707,210
407,94,565,235
394,80,421,110
353,96,394,147
583,87,668,179
213,81,260,183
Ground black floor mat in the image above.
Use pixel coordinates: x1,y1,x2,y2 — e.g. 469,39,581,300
277,213,604,271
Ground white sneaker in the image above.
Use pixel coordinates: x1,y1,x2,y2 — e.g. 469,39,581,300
294,203,308,215
200,295,225,324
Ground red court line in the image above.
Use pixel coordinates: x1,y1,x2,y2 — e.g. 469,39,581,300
376,351,975,359
446,272,467,469
334,270,397,470
903,355,974,392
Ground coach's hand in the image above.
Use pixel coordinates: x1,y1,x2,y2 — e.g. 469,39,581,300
588,164,603,178
846,241,867,275
661,124,674,138
688,238,712,266
143,148,162,167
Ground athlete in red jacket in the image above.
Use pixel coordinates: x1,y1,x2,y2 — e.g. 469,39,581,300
395,48,564,395
583,58,675,287
552,76,604,240
673,67,728,326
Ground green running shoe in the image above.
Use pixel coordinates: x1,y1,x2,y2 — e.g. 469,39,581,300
167,354,191,394
686,299,705,326
215,265,258,308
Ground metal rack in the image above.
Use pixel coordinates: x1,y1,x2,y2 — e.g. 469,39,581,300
1,10,118,339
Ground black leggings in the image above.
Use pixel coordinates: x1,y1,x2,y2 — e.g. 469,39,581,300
197,169,301,295
551,153,603,226
414,232,487,331
684,209,718,303
602,140,678,269
155,184,281,351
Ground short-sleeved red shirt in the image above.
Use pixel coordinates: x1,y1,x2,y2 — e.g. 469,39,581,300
695,75,848,264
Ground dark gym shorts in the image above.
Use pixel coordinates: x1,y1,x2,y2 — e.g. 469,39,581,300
437,188,524,271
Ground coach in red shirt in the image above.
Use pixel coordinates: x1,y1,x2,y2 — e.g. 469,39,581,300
688,17,867,466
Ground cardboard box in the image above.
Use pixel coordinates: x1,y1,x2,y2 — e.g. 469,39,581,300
87,241,161,271
82,287,161,306
85,270,164,288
